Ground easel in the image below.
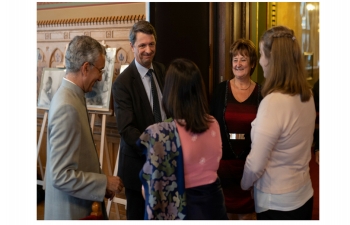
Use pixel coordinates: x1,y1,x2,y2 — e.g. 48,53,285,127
88,109,114,176
36,109,115,187
106,144,127,219
37,107,126,219
89,109,126,219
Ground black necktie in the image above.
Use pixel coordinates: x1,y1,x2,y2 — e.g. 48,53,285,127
147,69,162,123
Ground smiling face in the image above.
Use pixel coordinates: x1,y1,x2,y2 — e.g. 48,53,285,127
83,54,105,93
259,42,269,77
232,53,253,79
131,32,156,68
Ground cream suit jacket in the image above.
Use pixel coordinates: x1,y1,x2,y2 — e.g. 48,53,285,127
44,79,107,220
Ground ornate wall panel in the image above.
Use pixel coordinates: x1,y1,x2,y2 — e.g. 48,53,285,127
37,15,145,180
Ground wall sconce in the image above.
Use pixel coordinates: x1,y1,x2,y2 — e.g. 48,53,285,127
306,3,315,11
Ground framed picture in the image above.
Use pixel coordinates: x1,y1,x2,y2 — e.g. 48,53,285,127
37,68,66,110
85,48,116,111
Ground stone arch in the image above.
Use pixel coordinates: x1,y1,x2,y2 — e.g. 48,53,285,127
49,48,64,68
113,47,129,81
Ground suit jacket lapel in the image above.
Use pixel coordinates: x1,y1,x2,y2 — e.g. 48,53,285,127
153,64,164,93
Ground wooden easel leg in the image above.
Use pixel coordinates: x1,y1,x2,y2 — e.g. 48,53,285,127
107,145,124,219
37,111,48,158
91,113,110,175
37,111,48,186
104,134,112,176
37,159,44,187
99,115,106,170
90,113,96,133
88,110,126,219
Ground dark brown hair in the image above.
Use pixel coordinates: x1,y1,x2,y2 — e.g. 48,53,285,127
129,20,157,46
162,58,212,133
260,25,311,102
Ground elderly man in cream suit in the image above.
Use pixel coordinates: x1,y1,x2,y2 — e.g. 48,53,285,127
44,36,123,220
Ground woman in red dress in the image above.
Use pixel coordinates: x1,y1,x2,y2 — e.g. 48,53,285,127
210,39,262,220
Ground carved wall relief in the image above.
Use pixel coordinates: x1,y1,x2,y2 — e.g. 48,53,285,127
49,48,63,68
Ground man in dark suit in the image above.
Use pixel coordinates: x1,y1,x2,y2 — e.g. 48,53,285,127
112,20,167,219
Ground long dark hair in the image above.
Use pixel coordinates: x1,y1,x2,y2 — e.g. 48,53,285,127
162,58,212,133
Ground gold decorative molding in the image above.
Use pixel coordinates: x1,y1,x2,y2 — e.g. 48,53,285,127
37,15,146,28
37,2,127,10
270,2,277,27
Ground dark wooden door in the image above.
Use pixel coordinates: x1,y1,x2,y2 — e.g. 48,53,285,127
149,2,210,99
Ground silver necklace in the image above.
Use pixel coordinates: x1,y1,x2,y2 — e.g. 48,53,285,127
234,78,251,90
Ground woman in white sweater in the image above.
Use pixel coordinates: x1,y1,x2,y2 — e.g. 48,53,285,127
241,25,316,220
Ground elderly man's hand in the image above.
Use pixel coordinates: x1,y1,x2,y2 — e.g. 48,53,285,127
105,176,124,200
105,189,115,200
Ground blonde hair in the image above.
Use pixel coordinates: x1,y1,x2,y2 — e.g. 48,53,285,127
260,26,311,102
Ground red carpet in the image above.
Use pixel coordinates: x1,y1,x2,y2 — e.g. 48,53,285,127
309,150,319,220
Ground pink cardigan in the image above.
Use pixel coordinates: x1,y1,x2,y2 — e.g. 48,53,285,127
241,93,315,194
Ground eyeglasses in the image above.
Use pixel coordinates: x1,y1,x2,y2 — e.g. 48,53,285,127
89,63,106,74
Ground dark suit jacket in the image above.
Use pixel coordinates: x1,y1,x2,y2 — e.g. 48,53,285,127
112,59,166,191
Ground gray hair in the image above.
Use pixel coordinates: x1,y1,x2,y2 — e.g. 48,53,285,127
129,20,157,46
65,35,106,73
